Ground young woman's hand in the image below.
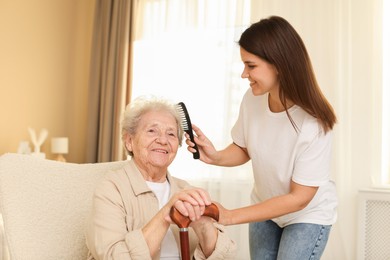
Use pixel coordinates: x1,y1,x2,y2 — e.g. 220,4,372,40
211,201,231,226
185,124,219,164
187,124,250,167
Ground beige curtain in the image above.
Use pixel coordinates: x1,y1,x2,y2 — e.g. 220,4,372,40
86,0,134,163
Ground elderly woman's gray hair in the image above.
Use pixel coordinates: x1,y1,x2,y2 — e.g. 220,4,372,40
121,96,184,156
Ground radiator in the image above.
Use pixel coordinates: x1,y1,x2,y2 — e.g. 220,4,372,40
357,189,390,260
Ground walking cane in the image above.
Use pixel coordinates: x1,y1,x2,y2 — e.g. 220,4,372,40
169,203,219,260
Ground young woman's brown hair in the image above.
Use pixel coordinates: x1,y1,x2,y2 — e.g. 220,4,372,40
238,15,337,133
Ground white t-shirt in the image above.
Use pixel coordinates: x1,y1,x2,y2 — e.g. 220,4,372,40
146,180,180,260
231,89,338,227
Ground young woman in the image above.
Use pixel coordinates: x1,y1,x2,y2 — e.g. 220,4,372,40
186,16,338,260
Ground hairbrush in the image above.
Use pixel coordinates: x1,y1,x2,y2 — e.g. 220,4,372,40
176,102,200,159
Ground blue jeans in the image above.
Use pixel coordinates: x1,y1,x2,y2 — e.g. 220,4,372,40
249,220,331,260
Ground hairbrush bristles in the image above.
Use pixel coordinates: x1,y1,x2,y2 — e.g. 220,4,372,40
176,102,200,159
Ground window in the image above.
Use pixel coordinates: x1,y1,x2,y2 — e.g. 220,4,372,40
131,4,253,257
131,0,252,181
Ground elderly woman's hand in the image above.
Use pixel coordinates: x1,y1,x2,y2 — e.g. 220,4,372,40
190,216,218,257
166,188,211,222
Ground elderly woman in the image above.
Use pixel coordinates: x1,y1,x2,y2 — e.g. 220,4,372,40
86,96,236,260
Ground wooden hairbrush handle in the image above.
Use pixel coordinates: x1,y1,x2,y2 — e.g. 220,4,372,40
169,202,219,228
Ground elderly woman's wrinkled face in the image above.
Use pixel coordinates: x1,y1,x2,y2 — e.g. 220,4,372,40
126,110,179,171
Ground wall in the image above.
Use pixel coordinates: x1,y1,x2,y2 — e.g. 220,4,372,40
0,0,95,163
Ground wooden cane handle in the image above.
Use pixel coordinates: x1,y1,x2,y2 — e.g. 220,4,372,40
169,203,219,228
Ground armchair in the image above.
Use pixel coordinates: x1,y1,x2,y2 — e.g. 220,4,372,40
0,153,127,260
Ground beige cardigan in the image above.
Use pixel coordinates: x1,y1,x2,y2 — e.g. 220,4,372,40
86,160,236,260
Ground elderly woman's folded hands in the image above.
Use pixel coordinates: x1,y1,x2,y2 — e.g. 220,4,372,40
166,187,212,222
